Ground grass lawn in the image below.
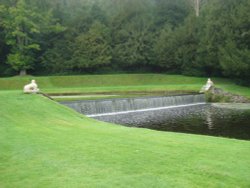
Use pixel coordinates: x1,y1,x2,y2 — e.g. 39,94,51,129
1,74,250,187
0,91,250,187
0,74,250,98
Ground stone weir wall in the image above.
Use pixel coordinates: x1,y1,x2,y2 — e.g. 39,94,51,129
60,94,206,116
207,87,250,103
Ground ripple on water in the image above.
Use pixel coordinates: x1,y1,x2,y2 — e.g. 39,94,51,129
212,103,250,110
94,104,250,140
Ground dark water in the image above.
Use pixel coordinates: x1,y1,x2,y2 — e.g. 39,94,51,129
93,104,250,140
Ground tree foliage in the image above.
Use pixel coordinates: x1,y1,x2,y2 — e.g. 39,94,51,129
0,0,64,75
70,21,112,70
0,0,249,84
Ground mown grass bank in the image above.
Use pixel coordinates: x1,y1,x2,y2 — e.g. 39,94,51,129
0,74,250,98
1,91,250,187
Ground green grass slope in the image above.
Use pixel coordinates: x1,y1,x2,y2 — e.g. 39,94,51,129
0,74,250,98
1,91,250,188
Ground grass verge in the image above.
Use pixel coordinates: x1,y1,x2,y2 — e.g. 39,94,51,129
0,91,250,187
0,74,249,98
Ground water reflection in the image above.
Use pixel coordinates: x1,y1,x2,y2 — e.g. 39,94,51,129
206,109,214,130
94,104,250,140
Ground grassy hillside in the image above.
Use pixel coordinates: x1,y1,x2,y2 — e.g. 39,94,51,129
1,74,249,98
0,74,206,90
1,91,250,187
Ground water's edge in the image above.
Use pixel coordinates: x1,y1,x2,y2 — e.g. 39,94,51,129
60,95,250,140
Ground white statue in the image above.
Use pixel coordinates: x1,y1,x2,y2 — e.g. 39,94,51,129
23,80,40,94
200,78,214,93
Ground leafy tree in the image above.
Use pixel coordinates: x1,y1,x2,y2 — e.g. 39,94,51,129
0,0,64,75
195,0,250,78
153,26,179,71
220,41,250,84
0,0,249,85
175,16,201,75
219,0,250,84
112,25,154,68
69,21,112,70
111,0,155,69
194,1,226,76
154,0,191,27
0,4,7,75
40,37,72,74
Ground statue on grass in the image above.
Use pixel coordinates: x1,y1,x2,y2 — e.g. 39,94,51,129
23,80,40,94
200,78,214,93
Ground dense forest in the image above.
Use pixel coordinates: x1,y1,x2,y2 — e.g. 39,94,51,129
0,0,249,84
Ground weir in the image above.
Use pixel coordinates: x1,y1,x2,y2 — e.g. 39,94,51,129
60,94,206,117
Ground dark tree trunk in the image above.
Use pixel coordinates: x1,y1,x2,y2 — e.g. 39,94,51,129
20,69,27,76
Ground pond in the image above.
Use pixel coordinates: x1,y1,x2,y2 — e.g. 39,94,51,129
93,104,250,140
59,94,250,140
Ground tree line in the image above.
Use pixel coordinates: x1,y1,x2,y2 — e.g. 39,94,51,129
0,0,249,85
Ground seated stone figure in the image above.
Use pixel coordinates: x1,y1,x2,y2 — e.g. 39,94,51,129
200,78,214,93
23,80,40,94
